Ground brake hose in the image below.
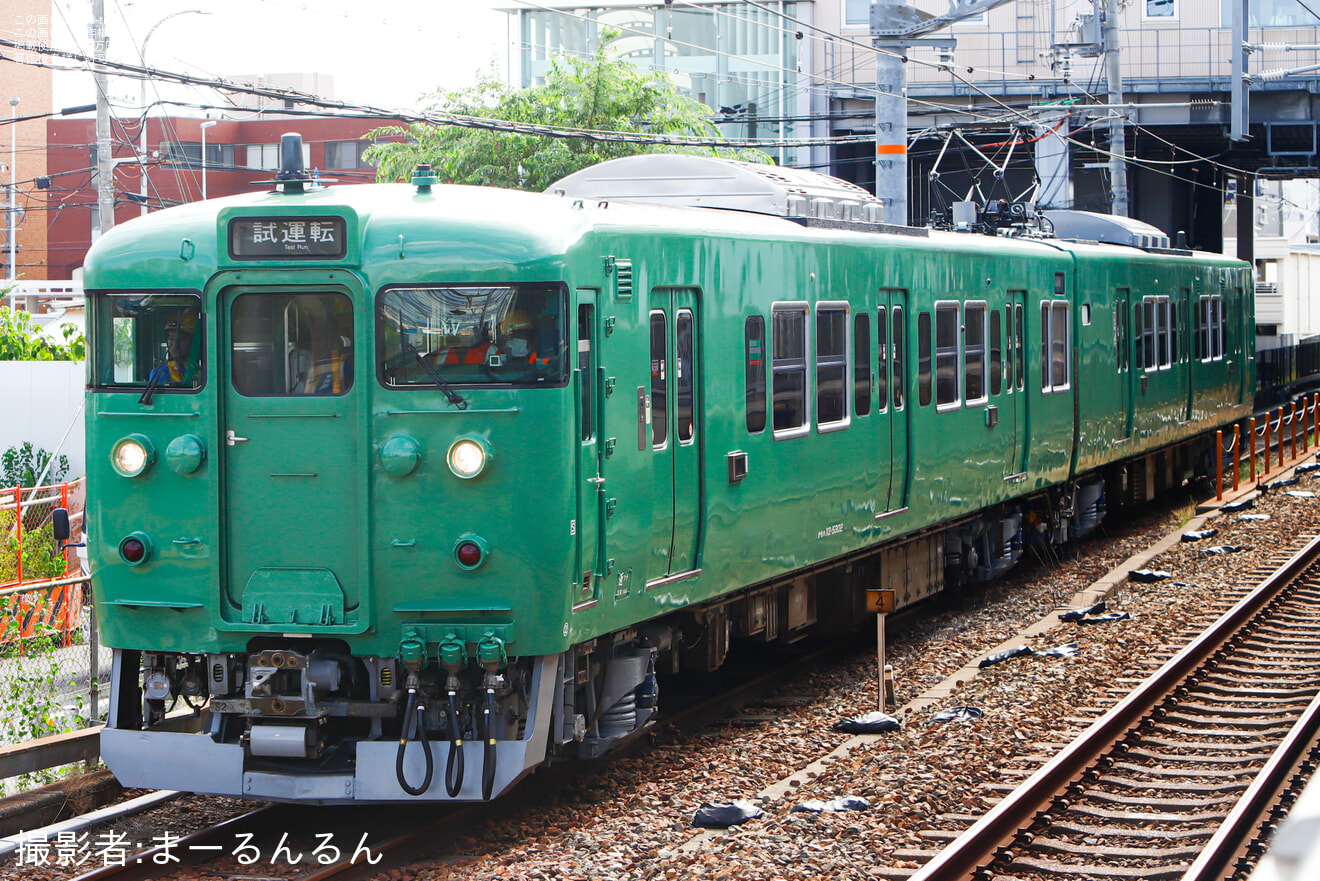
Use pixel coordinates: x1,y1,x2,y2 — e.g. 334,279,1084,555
395,686,434,796
481,687,498,801
445,690,465,797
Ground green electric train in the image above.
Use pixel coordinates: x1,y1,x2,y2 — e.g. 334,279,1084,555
79,137,1253,802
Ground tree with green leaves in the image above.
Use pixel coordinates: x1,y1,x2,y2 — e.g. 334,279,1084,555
365,33,766,192
0,306,84,362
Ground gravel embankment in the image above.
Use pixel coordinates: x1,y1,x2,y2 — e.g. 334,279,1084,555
395,478,1320,881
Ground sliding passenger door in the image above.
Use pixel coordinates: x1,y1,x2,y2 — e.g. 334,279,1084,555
1116,288,1134,439
646,288,703,584
1003,291,1028,478
574,290,604,607
1182,287,1194,422
877,289,909,511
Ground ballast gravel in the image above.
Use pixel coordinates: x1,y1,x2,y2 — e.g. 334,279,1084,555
395,475,1320,881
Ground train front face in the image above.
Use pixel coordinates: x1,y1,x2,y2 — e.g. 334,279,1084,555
86,181,590,803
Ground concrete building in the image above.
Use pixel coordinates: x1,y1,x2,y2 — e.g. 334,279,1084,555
1226,178,1320,350
0,0,53,282
507,2,1320,244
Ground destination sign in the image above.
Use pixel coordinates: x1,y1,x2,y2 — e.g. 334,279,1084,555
228,216,346,259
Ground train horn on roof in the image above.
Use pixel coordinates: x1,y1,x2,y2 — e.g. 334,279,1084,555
278,133,306,182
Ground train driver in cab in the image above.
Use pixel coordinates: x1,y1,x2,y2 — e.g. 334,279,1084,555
430,310,554,372
149,311,199,385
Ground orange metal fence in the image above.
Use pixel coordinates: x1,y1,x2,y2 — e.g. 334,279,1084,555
0,479,86,647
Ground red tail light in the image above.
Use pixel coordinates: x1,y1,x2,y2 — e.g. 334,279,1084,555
456,541,482,568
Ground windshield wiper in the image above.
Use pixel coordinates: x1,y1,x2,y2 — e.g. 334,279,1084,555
138,369,164,406
403,342,468,410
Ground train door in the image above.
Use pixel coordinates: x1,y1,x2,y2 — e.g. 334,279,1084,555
877,289,909,511
574,290,605,607
1004,291,1029,477
1181,286,1194,421
221,286,362,625
1236,279,1251,405
646,289,703,582
1117,288,1134,439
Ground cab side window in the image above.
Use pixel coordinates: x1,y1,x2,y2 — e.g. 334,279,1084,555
745,316,767,434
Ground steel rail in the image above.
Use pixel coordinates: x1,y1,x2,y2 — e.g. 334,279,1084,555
1182,685,1320,880
909,532,1320,881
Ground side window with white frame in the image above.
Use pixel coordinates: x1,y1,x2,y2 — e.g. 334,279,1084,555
843,0,871,28
816,303,850,431
964,302,988,406
1198,295,1225,362
1041,300,1071,393
1144,0,1177,20
1051,301,1070,390
935,301,960,410
1159,298,1172,368
1212,295,1225,359
772,303,810,438
951,8,987,27
1141,296,1173,370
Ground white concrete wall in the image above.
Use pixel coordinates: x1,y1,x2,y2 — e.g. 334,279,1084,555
1283,252,1320,340
0,361,85,482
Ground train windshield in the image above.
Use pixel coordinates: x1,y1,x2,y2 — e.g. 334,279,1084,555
87,293,205,392
378,285,567,387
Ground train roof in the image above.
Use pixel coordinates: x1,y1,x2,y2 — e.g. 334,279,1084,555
547,153,888,225
83,165,1247,288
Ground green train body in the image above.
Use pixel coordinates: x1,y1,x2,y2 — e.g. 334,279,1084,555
84,146,1253,802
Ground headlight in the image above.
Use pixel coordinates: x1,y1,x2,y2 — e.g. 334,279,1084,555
447,438,488,479
111,435,156,478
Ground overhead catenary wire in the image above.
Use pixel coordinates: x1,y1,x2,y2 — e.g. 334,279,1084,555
3,34,1234,172
8,0,1292,218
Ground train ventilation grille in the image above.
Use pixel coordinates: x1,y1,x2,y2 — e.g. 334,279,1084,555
612,259,634,302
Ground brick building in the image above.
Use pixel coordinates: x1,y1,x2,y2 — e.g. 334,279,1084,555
44,115,399,280
0,0,53,282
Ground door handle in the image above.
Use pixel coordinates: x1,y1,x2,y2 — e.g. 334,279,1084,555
588,477,606,486
226,430,249,446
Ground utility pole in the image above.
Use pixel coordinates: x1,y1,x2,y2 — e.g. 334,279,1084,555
8,97,17,282
1230,0,1250,142
873,0,910,225
1101,0,1129,217
93,0,114,241
872,0,1017,226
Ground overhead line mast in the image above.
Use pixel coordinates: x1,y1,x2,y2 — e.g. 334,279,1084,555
1101,0,1129,217
872,0,1018,226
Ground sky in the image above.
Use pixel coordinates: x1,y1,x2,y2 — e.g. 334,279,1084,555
51,0,510,114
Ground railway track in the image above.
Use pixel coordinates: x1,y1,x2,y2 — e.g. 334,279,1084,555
910,532,1320,881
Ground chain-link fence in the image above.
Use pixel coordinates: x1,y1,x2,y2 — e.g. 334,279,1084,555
0,478,108,794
